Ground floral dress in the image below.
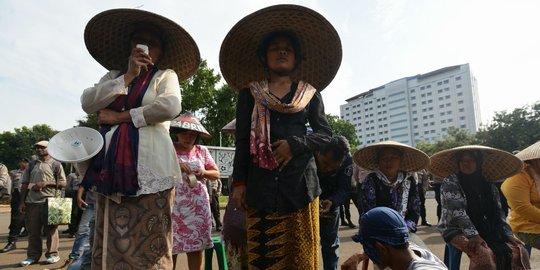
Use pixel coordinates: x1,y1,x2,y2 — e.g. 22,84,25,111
172,145,215,254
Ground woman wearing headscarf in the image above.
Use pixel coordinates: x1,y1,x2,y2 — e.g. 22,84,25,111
353,141,428,239
430,145,530,269
219,4,341,269
502,140,540,253
169,114,219,270
80,9,200,269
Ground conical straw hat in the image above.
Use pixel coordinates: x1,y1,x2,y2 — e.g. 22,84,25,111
353,141,429,172
429,145,523,181
219,4,342,92
515,140,540,161
85,9,200,80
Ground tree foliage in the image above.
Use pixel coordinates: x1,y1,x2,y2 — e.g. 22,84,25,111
179,60,237,146
326,114,360,150
76,114,99,130
416,127,479,156
476,102,540,152
0,125,58,169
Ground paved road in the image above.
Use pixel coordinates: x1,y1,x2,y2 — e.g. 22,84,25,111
0,198,538,269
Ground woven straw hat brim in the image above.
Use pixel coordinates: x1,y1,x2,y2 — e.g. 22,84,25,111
428,145,524,181
353,141,430,172
219,4,342,92
170,117,211,139
85,9,200,81
516,140,540,161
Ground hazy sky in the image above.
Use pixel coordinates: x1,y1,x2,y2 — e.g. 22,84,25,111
1,0,539,133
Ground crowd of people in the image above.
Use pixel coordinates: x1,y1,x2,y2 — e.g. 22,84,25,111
0,4,539,270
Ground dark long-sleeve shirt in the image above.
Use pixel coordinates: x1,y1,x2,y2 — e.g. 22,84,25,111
318,154,353,210
232,84,332,214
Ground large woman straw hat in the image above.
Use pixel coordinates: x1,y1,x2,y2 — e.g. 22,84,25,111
219,4,342,92
429,145,523,181
170,113,211,139
515,140,540,161
84,8,200,80
353,141,430,172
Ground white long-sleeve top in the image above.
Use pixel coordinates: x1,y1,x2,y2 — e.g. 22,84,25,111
81,69,182,196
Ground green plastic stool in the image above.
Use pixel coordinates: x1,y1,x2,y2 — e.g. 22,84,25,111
204,236,228,270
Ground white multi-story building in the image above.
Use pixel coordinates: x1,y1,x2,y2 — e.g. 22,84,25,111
340,63,480,147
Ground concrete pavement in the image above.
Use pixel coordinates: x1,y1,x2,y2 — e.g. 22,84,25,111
0,199,538,269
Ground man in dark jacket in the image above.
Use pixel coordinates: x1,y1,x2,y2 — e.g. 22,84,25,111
316,136,352,270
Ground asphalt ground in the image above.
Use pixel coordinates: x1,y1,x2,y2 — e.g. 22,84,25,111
0,196,538,269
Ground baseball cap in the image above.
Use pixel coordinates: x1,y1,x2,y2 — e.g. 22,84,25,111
34,141,49,148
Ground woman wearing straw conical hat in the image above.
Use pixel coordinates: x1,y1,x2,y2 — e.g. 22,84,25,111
80,8,200,269
169,113,220,270
353,141,429,235
430,145,530,270
220,4,340,269
502,141,540,254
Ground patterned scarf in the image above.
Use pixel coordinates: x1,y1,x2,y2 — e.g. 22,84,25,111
374,170,411,217
249,80,316,170
83,67,158,195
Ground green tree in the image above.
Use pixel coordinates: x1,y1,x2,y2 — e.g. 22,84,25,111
0,125,58,169
180,60,221,114
326,114,360,150
202,84,237,147
76,114,99,130
179,60,239,146
476,102,540,152
416,127,479,156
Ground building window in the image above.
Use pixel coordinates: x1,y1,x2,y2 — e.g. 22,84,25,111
456,84,462,88
438,97,444,101
441,120,446,123
460,116,466,120
457,92,463,96
445,95,451,99
444,79,449,84
439,105,444,108
458,100,464,104
460,124,466,128
459,108,465,112
422,101,426,105
437,82,443,86
456,76,461,80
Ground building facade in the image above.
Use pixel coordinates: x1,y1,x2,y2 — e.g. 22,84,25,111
340,64,480,147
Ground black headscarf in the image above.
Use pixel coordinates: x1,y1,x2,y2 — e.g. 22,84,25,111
456,151,511,270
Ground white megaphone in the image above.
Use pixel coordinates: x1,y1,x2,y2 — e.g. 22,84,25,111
48,127,104,177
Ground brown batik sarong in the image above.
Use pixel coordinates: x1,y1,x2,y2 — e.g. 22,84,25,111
92,188,173,270
246,197,320,270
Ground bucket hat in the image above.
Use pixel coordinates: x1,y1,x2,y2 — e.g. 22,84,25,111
219,4,342,92
429,145,523,181
170,113,211,139
84,8,200,80
353,141,429,172
515,140,540,161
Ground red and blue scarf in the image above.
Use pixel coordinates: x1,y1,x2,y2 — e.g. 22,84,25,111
83,67,158,195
